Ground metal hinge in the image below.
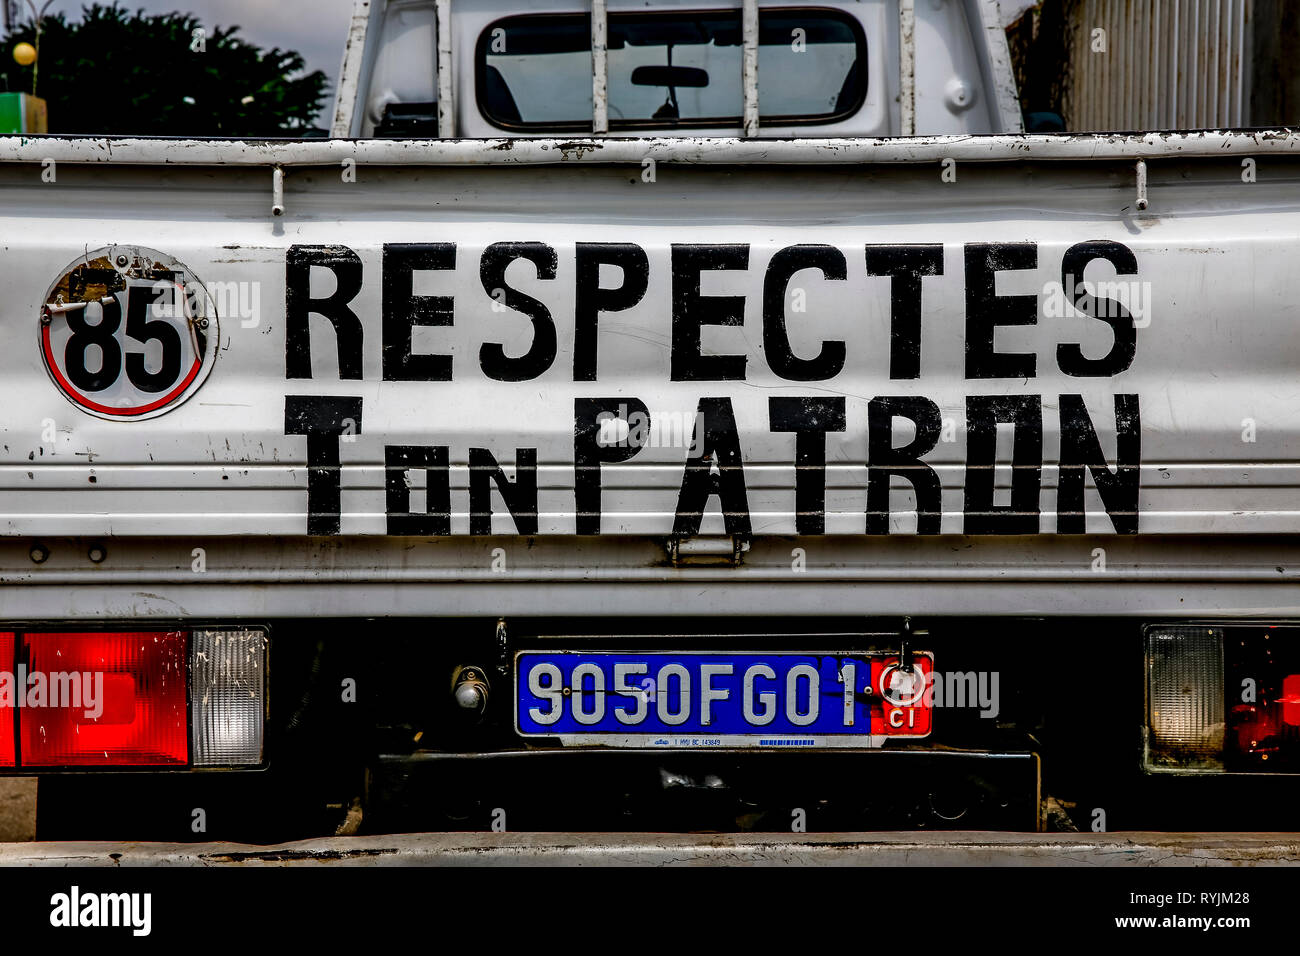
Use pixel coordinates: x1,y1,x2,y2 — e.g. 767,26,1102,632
666,535,750,567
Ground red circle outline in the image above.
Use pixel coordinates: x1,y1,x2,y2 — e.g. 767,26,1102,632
41,323,203,417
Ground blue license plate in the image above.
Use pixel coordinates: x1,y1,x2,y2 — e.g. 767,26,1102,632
515,650,933,748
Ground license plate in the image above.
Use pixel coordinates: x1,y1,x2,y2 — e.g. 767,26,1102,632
515,650,933,748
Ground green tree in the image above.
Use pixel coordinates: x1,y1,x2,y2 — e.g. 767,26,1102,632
0,3,329,136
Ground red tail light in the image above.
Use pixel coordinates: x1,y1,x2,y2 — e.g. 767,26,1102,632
0,632,13,768
1282,674,1300,727
0,627,265,770
20,632,188,767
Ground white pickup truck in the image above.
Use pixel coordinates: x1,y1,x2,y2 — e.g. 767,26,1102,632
0,0,1296,850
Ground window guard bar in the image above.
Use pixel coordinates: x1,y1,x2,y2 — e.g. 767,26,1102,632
900,0,916,136
742,0,759,137
590,0,758,138
436,0,456,138
592,0,609,134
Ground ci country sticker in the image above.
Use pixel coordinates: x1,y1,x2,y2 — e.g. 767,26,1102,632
39,246,220,420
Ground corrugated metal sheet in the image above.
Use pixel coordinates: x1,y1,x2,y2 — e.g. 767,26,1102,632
1066,0,1250,130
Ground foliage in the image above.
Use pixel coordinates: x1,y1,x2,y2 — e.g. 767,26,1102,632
0,3,329,136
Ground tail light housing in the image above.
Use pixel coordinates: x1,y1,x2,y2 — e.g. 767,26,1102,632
0,627,265,769
1145,626,1225,770
1145,624,1300,773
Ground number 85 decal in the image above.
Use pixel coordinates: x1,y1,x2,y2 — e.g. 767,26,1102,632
40,247,220,420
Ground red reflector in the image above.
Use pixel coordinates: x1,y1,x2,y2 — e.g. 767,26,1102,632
0,632,13,767
1283,675,1300,727
19,632,188,766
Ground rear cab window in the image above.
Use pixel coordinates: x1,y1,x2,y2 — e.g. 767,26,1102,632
477,7,867,132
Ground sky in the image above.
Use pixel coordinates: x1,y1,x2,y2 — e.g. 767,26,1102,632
11,0,1041,96
15,0,355,90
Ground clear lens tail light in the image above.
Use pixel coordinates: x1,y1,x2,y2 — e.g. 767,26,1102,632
1146,624,1300,773
1145,626,1225,770
191,629,266,766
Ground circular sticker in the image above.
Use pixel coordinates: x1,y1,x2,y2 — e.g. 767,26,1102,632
879,662,927,707
40,246,219,420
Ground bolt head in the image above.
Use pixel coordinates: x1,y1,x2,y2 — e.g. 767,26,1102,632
87,544,106,563
28,544,48,564
454,682,484,711
115,255,128,267
943,77,976,113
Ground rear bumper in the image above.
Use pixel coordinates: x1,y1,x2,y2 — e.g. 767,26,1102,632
3,832,1299,866
366,747,1042,833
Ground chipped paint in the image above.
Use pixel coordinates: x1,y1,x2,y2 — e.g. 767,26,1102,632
0,131,1296,168
967,0,1025,134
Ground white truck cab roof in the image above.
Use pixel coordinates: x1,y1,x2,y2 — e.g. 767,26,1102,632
333,0,1024,139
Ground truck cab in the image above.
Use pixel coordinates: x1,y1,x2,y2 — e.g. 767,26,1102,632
336,0,1023,139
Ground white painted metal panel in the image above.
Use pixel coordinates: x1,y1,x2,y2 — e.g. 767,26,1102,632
3,536,1300,619
0,143,1296,544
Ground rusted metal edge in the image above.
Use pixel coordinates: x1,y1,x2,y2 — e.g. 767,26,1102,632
0,131,1296,167
2,832,1298,866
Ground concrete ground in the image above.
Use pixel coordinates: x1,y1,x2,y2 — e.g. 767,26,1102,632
0,831,1297,865
0,779,36,842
